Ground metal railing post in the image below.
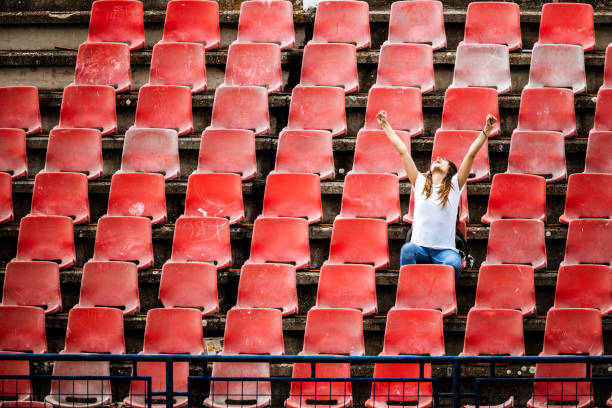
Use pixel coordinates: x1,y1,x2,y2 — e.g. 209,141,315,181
165,358,174,408
453,359,461,408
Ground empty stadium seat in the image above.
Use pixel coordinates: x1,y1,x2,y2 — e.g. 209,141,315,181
463,2,522,50
119,128,180,180
262,173,322,223
483,219,547,270
274,129,335,179
162,0,220,49
73,42,131,92
224,43,282,92
30,172,90,224
541,308,603,356
247,216,310,269
170,216,231,268
403,185,469,224
561,219,612,266
286,86,346,136
388,1,446,50
56,85,117,135
197,129,257,180
1,261,61,314
440,87,501,136
204,361,272,408
132,85,193,136
87,0,145,50
481,174,547,224
0,172,12,224
311,0,370,49
473,265,536,316
43,128,103,180
0,129,27,179
315,264,377,316
460,309,525,356
338,173,400,223
507,131,567,182
366,361,434,408
604,44,612,89
237,0,295,49
592,88,612,131
537,2,595,51
300,43,358,93
15,216,75,269
223,308,284,355
352,129,412,179
450,44,511,93
76,261,140,315
209,86,270,135
516,88,576,137
394,264,457,316
107,173,167,224
93,216,153,269
149,42,207,93
527,363,593,408
184,173,244,223
585,131,612,173
560,173,612,223
432,130,490,182
554,265,612,315
375,43,435,92
526,44,586,93
235,263,298,316
286,362,352,408
363,87,424,137
303,308,365,356
0,86,41,134
326,218,389,270
159,261,219,315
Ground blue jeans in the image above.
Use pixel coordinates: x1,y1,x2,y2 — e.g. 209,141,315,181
400,242,462,280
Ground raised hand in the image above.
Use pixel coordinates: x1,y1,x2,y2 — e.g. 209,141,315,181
376,110,388,126
485,114,497,131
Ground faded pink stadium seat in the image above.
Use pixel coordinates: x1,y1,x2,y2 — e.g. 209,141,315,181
209,86,270,135
537,2,595,51
507,131,567,182
56,85,117,135
303,308,365,356
235,263,298,316
394,264,457,316
300,43,358,93
76,261,140,315
526,44,586,94
585,131,612,173
0,172,12,224
338,173,400,224
132,85,193,136
247,216,310,269
286,86,346,136
474,265,536,316
1,261,61,314
119,128,180,180
93,216,153,269
224,43,282,92
15,216,75,269
363,86,423,137
560,173,612,223
604,44,612,89
262,173,322,223
237,0,295,49
311,0,370,49
159,261,219,315
43,128,103,180
440,87,501,136
482,219,547,270
149,42,207,93
592,88,612,131
516,88,576,137
274,129,335,179
367,362,434,408
315,264,377,316
197,129,257,180
0,129,27,179
554,265,612,315
286,362,353,408
375,43,435,92
460,309,525,356
30,172,90,224
432,130,490,183
0,86,41,134
403,186,469,224
541,308,603,356
170,216,231,269
107,173,167,224
561,219,612,266
463,2,522,50
73,42,131,92
527,363,593,408
326,218,389,270
450,44,511,93
162,0,220,50
184,173,244,223
481,174,547,224
204,361,272,408
87,0,144,50
388,1,446,50
352,129,412,179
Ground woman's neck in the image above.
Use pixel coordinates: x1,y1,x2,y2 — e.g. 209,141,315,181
431,171,445,185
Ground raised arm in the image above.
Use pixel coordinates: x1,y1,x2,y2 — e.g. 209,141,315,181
376,110,418,185
457,114,497,189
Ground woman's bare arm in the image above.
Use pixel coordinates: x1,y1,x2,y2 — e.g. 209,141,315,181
457,114,497,189
376,110,419,185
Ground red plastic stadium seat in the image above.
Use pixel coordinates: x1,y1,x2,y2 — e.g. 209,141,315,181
338,173,400,224
460,309,525,356
388,1,446,50
363,87,423,137
74,42,131,92
286,362,352,408
473,265,536,316
197,129,257,180
481,174,547,224
162,0,220,50
76,261,140,315
604,44,612,89
463,2,521,50
482,219,547,270
585,131,612,173
0,306,47,353
1,261,61,314
0,87,41,135
315,264,377,316
394,265,457,316
0,172,13,224
450,44,511,93
561,219,612,266
516,88,576,137
352,129,411,179
560,173,612,223
526,44,586,94
262,173,322,223
159,262,219,315
432,130,490,183
0,129,27,179
554,265,612,315
149,42,207,93
537,3,595,51
93,216,153,269
507,131,567,182
326,218,389,270
527,363,593,408
224,43,282,92
87,0,144,50
15,216,75,269
376,43,435,92
286,86,346,136
170,216,232,268
119,128,180,180
235,263,298,316
311,0,370,49
247,217,310,269
237,0,295,49
107,173,167,224
56,85,117,135
223,308,284,355
132,85,193,136
403,186,469,225
43,128,103,180
440,87,501,136
300,43,358,93
126,361,190,408
0,402,53,408
184,173,244,223
366,362,434,408
541,308,603,356
592,88,612,131
204,361,272,408
209,86,270,135
275,129,335,179
30,172,90,224
303,308,365,356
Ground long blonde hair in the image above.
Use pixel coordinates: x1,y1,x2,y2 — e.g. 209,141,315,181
422,159,458,208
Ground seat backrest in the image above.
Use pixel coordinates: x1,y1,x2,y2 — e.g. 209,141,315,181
516,88,576,137
58,85,117,135
2,261,61,314
107,172,167,224
134,85,193,136
0,172,13,223
507,130,567,182
441,87,500,135
64,307,125,354
31,172,90,224
316,264,377,316
542,308,603,356
120,128,180,180
562,219,612,266
538,2,595,51
327,218,389,270
209,85,270,135
303,308,365,356
0,128,28,178
474,265,536,316
159,261,219,315
74,42,131,92
237,0,295,49
604,44,612,88
184,173,244,223
531,363,593,406
363,86,423,136
312,0,370,49
396,264,457,316
287,86,346,136
149,42,207,93
585,131,612,173
224,43,282,92
223,308,284,355
593,88,612,131
16,215,76,269
388,1,446,49
170,216,232,269
0,305,47,353
144,308,204,354
554,265,612,315
236,263,298,315
262,173,322,223
376,43,435,92
484,219,547,270
197,129,257,180
45,128,103,179
78,261,140,315
560,173,612,223
300,43,358,93
88,0,145,50
275,129,335,179
464,2,521,49
0,86,41,134
462,309,525,356
339,173,400,223
248,216,310,269
482,173,546,224
352,129,411,179
451,43,511,93
162,0,220,49
382,309,445,356
432,130,490,183
93,216,153,269
527,44,586,93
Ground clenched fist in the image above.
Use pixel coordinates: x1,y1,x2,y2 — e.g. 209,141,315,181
485,114,497,130
376,110,388,126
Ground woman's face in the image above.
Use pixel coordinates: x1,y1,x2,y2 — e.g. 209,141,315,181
430,157,451,174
